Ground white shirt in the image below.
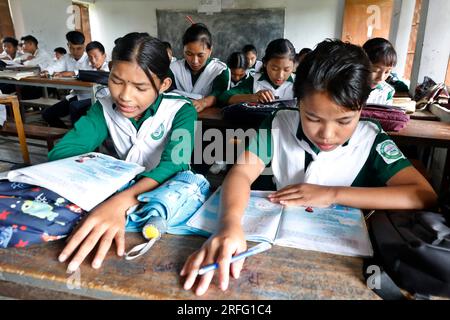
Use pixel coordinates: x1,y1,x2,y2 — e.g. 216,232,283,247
46,52,90,75
22,48,52,70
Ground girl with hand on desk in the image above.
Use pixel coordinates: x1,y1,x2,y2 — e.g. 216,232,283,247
217,38,296,107
169,23,230,113
49,33,197,273
181,39,437,296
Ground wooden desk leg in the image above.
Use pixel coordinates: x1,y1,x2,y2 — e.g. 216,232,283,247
10,97,30,164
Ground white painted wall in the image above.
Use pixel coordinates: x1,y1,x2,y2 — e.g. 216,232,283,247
391,0,416,77
411,0,450,88
89,0,345,57
9,0,72,55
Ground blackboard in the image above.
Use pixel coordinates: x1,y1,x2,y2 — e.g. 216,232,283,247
156,9,285,62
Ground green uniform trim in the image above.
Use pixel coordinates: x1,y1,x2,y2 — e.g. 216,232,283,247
49,94,197,184
246,111,411,187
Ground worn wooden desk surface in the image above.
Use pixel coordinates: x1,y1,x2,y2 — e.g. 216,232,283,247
0,233,378,300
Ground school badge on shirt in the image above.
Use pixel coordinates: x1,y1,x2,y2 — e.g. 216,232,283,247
151,123,165,140
376,140,405,164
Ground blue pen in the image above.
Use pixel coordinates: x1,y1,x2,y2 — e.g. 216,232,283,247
197,242,272,275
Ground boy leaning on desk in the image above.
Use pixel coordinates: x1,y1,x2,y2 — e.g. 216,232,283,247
180,39,437,296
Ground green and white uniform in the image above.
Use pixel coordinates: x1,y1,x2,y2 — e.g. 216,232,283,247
218,72,295,106
367,81,395,105
169,58,230,100
48,93,197,184
247,109,411,190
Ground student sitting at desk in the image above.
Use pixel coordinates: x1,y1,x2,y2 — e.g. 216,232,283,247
50,33,197,273
169,23,230,113
53,47,67,61
227,52,250,88
17,35,52,70
218,38,295,106
181,39,437,296
162,41,177,63
68,41,110,125
242,44,263,76
363,38,397,105
0,37,23,61
41,31,92,128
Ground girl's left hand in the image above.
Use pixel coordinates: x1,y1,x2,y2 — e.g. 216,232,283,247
58,192,137,272
193,99,207,112
268,183,337,208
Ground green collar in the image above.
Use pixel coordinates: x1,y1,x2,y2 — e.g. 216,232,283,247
126,94,163,129
184,57,212,74
258,72,294,89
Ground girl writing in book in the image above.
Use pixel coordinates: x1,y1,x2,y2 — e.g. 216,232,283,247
181,39,437,296
169,23,230,113
217,38,296,107
50,33,197,272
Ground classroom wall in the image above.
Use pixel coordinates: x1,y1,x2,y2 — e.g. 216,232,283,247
89,0,345,57
391,0,416,78
9,0,72,54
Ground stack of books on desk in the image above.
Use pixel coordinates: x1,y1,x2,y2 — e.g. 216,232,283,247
0,66,40,80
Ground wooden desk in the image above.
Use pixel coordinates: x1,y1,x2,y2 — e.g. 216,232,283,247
0,233,379,300
0,76,99,102
0,95,30,164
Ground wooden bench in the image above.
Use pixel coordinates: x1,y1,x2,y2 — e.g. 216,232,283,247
1,121,68,151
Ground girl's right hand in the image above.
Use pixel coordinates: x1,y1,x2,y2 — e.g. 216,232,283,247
180,225,247,296
255,90,275,103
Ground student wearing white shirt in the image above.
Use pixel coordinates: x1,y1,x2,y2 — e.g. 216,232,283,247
42,31,92,128
53,47,67,61
18,35,52,70
0,37,23,94
69,41,109,125
242,44,263,76
363,38,397,105
1,37,22,61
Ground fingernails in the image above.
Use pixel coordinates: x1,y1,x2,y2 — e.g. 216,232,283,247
221,282,228,291
67,262,78,273
58,254,67,262
92,260,101,269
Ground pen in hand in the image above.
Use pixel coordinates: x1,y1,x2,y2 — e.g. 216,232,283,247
197,242,272,276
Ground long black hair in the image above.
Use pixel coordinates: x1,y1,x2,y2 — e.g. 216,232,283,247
261,38,296,74
182,23,212,49
111,32,170,92
294,39,372,110
227,51,249,70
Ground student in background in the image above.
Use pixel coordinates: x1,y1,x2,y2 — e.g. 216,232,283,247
51,33,197,273
218,38,295,106
41,31,91,128
169,23,230,112
294,47,312,72
68,41,109,125
0,37,22,61
18,35,52,69
162,41,176,63
242,44,263,76
227,52,249,88
53,47,67,61
363,38,397,105
181,39,437,296
0,37,23,94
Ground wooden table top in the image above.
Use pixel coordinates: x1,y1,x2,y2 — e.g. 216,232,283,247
0,233,379,300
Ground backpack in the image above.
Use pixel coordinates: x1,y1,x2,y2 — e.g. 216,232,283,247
364,194,450,299
222,99,297,127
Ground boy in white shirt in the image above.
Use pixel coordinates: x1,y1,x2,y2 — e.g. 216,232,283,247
363,38,397,105
41,31,92,128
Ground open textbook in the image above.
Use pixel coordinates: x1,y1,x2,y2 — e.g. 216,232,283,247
0,153,145,211
187,188,373,257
